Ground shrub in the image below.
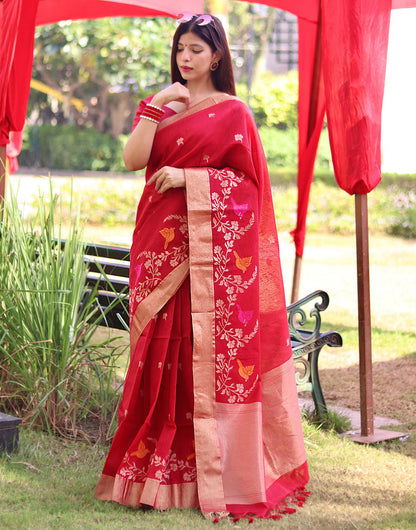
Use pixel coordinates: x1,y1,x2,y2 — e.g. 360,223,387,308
245,71,299,129
23,175,416,239
19,124,127,172
260,126,332,172
385,186,416,239
30,178,143,227
259,126,298,168
0,185,128,441
302,405,352,433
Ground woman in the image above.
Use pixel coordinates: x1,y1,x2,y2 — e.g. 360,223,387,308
95,13,309,521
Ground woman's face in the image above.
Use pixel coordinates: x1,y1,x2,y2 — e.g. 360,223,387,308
176,31,218,84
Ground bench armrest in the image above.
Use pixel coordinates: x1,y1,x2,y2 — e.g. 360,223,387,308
287,290,330,344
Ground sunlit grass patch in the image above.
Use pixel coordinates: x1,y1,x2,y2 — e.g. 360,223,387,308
1,424,415,529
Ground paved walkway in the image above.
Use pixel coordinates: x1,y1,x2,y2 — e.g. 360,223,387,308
298,397,403,431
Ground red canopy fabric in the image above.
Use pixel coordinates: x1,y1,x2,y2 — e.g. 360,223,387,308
290,14,325,256
241,0,415,256
392,0,416,6
321,0,392,196
6,130,23,174
2,0,416,254
0,0,202,155
0,0,39,145
36,0,200,26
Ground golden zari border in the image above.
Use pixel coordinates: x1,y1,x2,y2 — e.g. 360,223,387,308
185,167,227,514
130,259,189,355
94,473,198,509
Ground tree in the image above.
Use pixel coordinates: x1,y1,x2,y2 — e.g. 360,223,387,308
205,1,276,89
32,17,175,138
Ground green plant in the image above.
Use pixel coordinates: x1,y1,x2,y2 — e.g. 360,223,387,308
302,406,352,434
19,124,126,172
0,184,127,441
385,186,416,239
259,126,298,168
259,126,332,172
250,71,299,129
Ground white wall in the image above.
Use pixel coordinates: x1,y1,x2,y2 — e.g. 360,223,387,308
382,8,416,173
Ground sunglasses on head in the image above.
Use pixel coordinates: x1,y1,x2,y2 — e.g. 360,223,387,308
176,12,214,26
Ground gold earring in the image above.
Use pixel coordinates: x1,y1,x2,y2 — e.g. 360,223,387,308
210,61,219,71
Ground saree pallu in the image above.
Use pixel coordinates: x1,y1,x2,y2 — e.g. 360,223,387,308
95,94,309,520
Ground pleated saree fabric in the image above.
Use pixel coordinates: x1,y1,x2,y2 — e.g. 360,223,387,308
95,94,309,520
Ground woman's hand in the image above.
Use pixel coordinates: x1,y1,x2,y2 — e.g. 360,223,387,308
123,84,190,172
151,82,190,108
147,166,185,193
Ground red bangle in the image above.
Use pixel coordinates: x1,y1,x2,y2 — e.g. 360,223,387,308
140,115,159,124
140,103,165,123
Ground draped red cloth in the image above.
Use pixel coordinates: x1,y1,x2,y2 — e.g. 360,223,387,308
6,130,24,174
0,0,202,149
1,0,412,255
291,13,325,257
35,0,203,25
241,0,395,256
321,0,392,195
95,95,309,519
0,0,39,146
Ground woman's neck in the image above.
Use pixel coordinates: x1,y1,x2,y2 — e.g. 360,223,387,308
187,79,220,106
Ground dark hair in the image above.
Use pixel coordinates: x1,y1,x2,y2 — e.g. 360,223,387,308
170,15,236,96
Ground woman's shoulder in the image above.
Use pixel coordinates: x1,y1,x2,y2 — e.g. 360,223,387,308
211,93,251,113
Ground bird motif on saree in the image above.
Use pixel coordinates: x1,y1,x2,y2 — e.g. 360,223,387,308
233,250,252,272
159,227,175,249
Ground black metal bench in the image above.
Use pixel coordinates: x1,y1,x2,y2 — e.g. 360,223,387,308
84,243,342,417
0,412,22,453
83,242,130,330
287,291,343,417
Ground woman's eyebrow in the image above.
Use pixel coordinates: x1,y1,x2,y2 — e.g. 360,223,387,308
178,42,204,48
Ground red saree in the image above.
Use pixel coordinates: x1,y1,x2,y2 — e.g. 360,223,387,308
95,94,309,520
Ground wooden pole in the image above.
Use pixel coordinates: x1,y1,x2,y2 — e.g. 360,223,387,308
291,254,302,303
355,193,374,436
0,145,7,214
344,194,405,443
345,194,404,444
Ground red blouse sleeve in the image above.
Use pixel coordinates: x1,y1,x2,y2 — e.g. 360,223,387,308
132,95,154,132
132,95,178,132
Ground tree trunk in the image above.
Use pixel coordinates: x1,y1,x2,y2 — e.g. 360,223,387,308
94,89,109,133
253,8,276,82
205,0,230,16
109,92,132,139
205,0,230,33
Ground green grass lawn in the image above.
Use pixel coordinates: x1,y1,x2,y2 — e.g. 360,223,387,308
1,422,415,529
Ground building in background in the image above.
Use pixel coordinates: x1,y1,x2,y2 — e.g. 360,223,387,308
266,10,298,74
265,8,416,175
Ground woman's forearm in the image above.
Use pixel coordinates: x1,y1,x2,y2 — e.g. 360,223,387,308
123,84,190,172
123,118,158,171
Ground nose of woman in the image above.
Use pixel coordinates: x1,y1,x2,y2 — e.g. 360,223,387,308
182,48,191,61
